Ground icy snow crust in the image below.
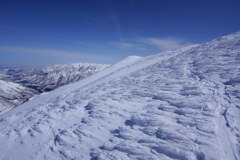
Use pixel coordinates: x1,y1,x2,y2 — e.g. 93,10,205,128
0,32,240,160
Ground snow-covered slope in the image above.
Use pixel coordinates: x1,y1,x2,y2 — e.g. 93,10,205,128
0,63,109,92
0,80,36,113
0,32,239,160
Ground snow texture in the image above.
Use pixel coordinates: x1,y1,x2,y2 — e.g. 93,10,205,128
0,32,239,160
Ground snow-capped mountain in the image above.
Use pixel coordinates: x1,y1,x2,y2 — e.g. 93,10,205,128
0,63,110,92
0,80,36,113
0,31,239,160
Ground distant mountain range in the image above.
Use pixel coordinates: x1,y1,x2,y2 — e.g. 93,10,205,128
0,63,109,112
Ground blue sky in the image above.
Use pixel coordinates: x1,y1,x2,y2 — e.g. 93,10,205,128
0,0,240,65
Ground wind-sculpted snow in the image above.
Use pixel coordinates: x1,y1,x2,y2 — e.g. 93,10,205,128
0,32,239,160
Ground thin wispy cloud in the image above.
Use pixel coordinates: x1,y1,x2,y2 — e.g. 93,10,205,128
141,37,192,51
113,37,192,52
113,42,134,49
75,41,87,45
0,46,106,60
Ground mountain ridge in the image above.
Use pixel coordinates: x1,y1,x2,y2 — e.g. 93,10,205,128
0,31,239,160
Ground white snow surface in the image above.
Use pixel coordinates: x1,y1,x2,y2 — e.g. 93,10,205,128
0,32,240,160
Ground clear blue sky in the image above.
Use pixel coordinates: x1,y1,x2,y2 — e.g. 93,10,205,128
0,0,240,65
